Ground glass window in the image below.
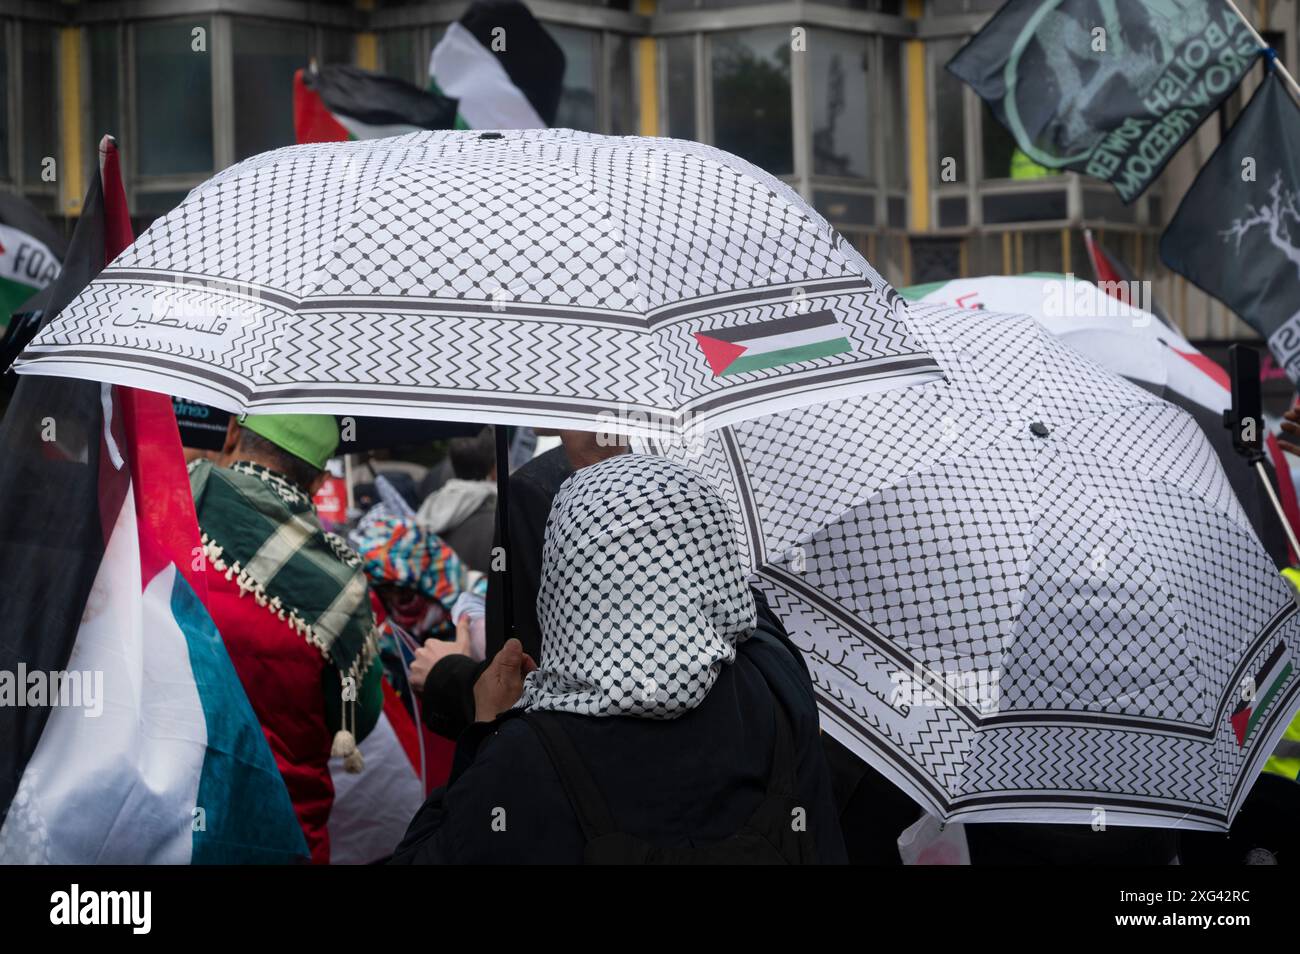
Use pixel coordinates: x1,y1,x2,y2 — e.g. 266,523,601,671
982,189,1067,223
662,35,696,140
89,27,121,165
813,190,874,228
810,29,871,180
930,38,965,184
0,27,10,180
1022,230,1064,274
232,20,310,161
879,39,904,188
910,237,963,284
135,19,214,176
22,23,57,187
135,189,191,218
381,30,416,84
931,0,1004,12
550,25,599,132
981,103,1020,180
320,29,355,66
1068,228,1090,278
416,25,447,89
663,0,901,8
607,33,639,136
710,27,793,176
967,233,1004,275
877,232,908,287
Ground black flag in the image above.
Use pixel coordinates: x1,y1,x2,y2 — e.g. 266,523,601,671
0,139,133,827
948,0,1259,202
1161,72,1300,381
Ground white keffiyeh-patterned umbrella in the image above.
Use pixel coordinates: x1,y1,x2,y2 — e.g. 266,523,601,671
13,129,939,437
642,302,1300,830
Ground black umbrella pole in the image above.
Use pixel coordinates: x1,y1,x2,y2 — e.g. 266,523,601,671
495,425,514,641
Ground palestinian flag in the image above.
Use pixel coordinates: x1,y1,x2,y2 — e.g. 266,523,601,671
695,311,854,377
327,681,450,863
0,138,306,863
293,64,458,144
293,1,562,145
0,192,64,327
429,0,565,129
1082,229,1172,329
1232,642,1294,747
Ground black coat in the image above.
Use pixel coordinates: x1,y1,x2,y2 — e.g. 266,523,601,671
419,446,572,739
391,621,848,864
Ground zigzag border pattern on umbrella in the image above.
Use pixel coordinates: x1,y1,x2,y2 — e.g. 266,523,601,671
16,130,941,435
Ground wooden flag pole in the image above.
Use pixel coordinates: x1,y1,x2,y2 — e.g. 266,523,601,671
1257,459,1300,557
1226,0,1300,105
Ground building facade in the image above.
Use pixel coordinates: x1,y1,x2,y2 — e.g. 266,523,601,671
1,0,1295,342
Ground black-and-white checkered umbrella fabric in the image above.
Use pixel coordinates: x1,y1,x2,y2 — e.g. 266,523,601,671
14,129,940,438
642,302,1300,830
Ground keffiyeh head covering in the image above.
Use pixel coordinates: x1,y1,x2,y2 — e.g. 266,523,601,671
519,454,756,719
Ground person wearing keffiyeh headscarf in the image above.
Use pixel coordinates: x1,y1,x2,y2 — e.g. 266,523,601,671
517,454,756,718
391,454,846,864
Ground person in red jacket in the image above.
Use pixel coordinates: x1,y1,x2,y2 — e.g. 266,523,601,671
190,413,383,863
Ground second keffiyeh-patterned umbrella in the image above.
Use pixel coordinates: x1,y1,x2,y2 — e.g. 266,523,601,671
642,302,1300,831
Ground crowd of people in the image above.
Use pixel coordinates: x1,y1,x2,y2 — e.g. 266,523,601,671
180,411,1300,865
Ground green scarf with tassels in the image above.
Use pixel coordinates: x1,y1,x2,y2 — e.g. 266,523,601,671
190,459,381,764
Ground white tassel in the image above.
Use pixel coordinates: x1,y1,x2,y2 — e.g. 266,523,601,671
331,729,357,759
332,726,364,773
343,748,364,774
332,680,364,774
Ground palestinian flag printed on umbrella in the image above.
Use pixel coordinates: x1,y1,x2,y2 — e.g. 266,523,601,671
0,192,64,324
429,0,565,129
294,65,459,144
0,139,306,863
1233,641,1294,746
695,310,854,377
